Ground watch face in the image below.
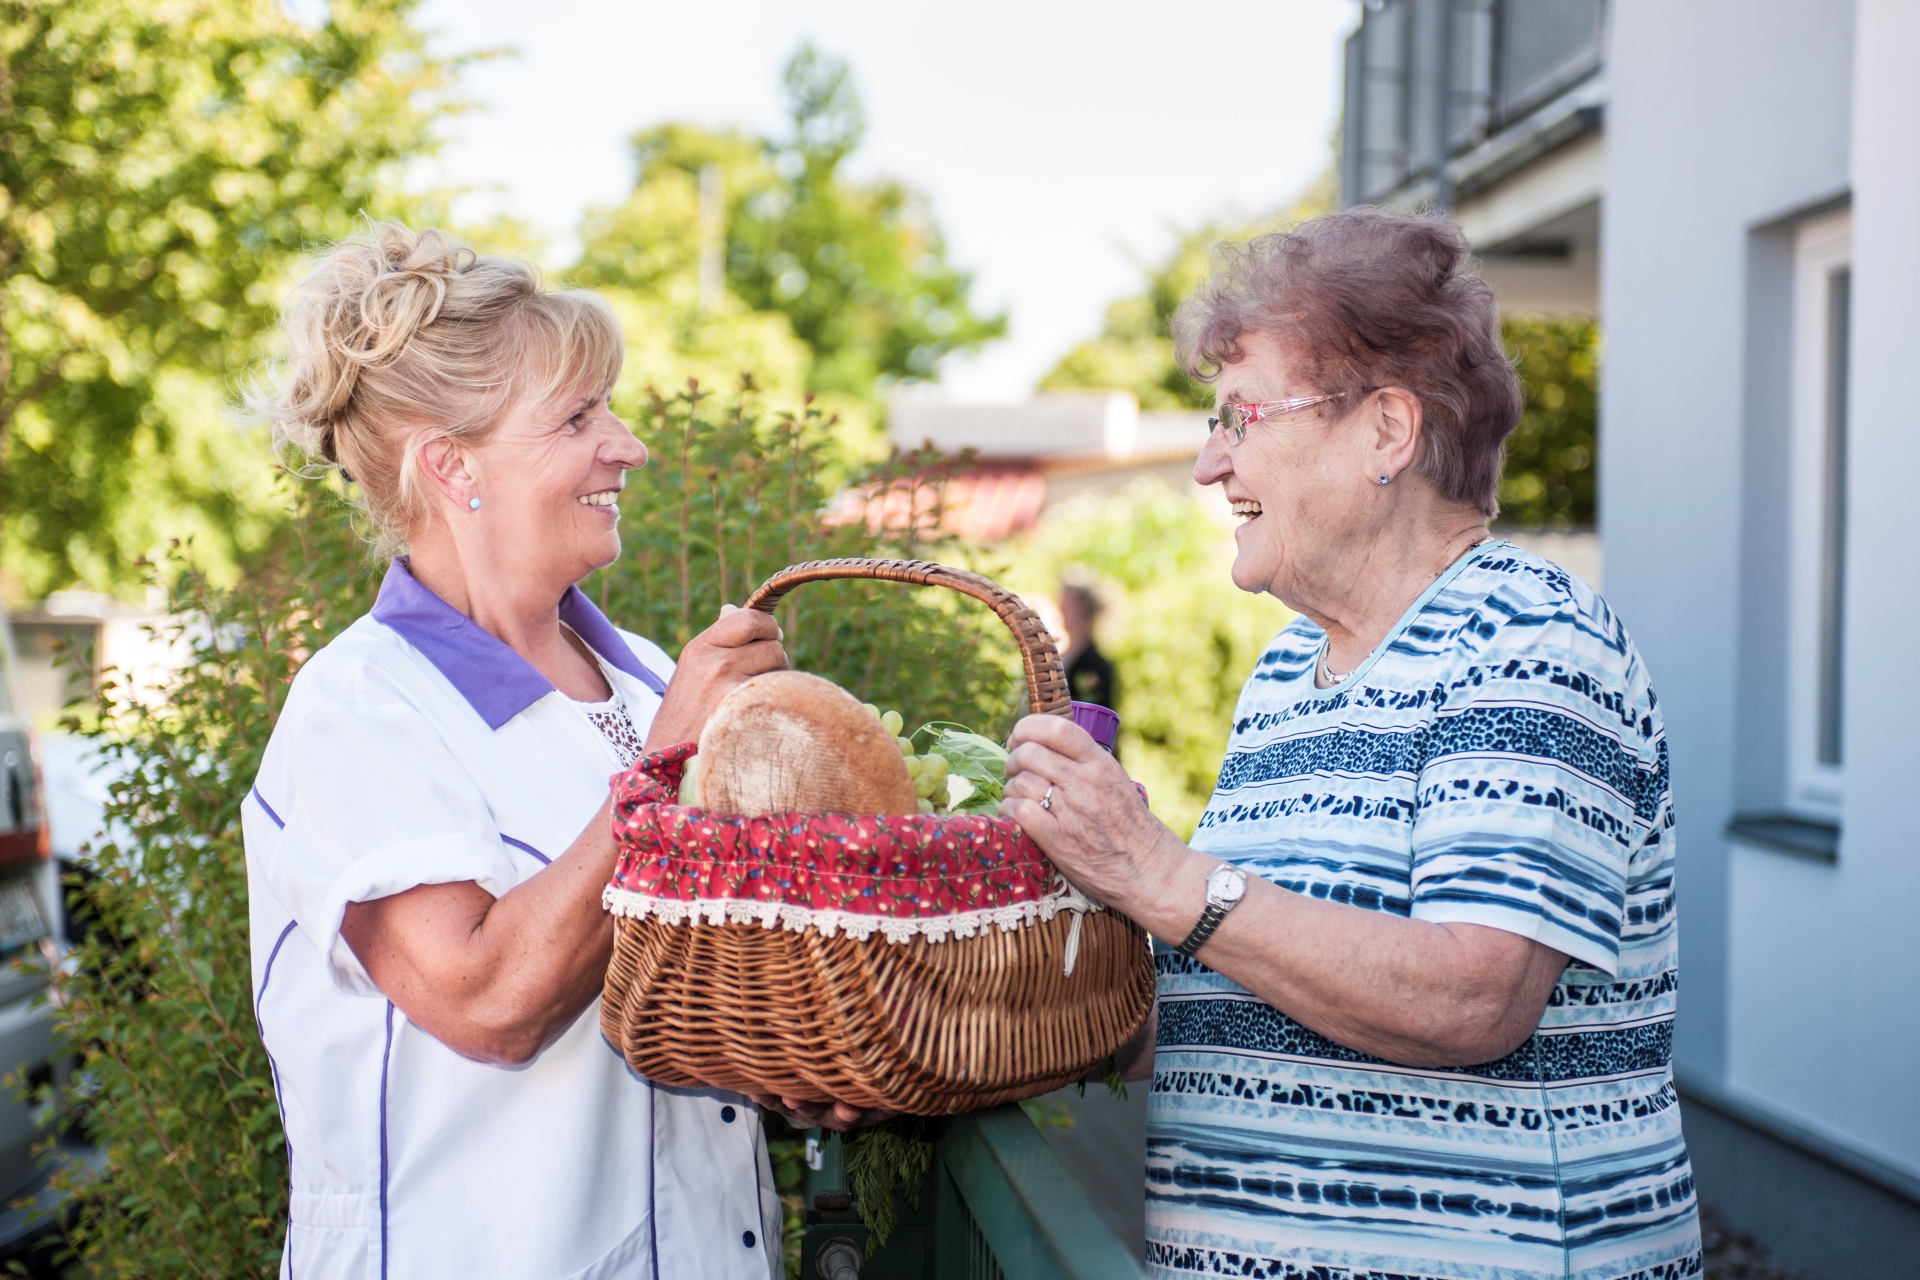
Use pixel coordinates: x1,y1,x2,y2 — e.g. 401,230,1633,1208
1208,865,1247,905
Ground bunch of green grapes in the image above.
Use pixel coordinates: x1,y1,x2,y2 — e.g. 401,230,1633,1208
864,705,953,814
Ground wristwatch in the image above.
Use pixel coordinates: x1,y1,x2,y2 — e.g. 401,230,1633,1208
1175,864,1248,957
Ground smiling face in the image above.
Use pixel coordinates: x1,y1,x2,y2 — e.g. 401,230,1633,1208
459,385,647,590
1193,330,1382,609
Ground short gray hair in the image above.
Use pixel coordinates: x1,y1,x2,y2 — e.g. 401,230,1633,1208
1172,206,1521,518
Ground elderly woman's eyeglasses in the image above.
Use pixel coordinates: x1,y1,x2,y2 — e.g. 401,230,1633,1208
1207,394,1343,445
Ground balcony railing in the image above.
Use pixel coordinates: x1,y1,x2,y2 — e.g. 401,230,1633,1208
799,1106,1147,1280
1341,0,1608,208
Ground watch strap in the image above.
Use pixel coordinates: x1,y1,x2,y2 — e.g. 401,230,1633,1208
1176,901,1231,957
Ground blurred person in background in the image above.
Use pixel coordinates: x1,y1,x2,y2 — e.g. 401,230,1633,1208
1003,207,1700,1280
244,221,786,1279
1059,580,1117,712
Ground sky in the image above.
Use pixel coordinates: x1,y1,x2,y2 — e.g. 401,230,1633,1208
411,0,1357,401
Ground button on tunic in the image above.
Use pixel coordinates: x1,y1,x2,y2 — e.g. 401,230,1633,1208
245,559,781,1279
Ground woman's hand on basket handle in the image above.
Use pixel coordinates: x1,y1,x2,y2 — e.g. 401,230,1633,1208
750,1095,897,1133
645,604,787,751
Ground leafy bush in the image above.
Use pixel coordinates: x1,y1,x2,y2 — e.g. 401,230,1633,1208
32,383,1019,1276
1002,479,1292,839
1499,315,1600,529
586,382,1021,737
33,488,376,1277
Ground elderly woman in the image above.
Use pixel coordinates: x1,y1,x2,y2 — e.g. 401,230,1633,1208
1004,208,1702,1280
244,222,786,1278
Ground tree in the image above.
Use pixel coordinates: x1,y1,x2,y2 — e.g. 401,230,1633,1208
1040,171,1336,410
573,43,1005,409
0,0,457,599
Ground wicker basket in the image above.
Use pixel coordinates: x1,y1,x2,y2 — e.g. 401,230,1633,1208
599,558,1155,1114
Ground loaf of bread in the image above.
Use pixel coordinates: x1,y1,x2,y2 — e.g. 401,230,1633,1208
694,670,919,817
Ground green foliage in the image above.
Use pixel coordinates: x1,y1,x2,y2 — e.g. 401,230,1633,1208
1040,170,1337,410
1003,479,1291,839
838,1116,935,1251
574,43,1005,409
0,0,460,599
39,486,377,1277
586,382,1021,735
763,1113,811,1279
1499,315,1599,529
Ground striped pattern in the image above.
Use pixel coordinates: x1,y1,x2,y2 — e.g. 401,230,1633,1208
1148,544,1701,1280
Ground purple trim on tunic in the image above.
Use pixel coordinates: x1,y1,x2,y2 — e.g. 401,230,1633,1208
559,585,669,697
500,834,551,866
255,919,297,1276
251,786,286,830
370,557,668,729
380,1001,395,1280
256,921,297,1017
254,923,296,1130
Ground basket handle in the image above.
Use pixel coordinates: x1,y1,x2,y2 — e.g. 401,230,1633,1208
742,558,1072,718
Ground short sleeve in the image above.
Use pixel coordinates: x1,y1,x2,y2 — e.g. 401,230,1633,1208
1408,603,1657,975
256,672,520,996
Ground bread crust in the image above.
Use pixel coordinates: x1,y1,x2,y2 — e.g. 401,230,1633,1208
696,670,919,816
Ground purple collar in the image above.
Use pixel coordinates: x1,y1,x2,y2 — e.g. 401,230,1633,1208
371,558,667,730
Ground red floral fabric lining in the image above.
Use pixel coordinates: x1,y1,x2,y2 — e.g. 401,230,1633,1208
605,742,1063,922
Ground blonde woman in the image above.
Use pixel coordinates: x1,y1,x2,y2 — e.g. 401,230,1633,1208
244,221,786,1278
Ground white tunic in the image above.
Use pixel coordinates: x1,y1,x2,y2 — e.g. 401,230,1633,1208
244,558,781,1280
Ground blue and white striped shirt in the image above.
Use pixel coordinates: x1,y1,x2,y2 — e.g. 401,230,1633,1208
1147,542,1701,1280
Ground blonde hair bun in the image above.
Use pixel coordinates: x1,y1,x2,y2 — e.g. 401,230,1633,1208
251,217,624,553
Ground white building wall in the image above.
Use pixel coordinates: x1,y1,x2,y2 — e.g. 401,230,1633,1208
1605,0,1920,1184
1782,0,1920,1178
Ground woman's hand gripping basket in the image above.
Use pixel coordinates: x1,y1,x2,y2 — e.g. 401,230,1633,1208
598,558,1156,1115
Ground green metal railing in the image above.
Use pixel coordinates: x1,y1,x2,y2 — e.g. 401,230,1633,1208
798,1107,1147,1280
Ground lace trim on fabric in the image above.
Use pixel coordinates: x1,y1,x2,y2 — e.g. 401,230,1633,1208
602,874,1099,945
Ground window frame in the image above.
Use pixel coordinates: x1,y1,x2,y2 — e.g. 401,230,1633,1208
1783,208,1852,822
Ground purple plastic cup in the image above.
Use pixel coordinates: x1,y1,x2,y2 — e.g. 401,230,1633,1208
1070,701,1121,755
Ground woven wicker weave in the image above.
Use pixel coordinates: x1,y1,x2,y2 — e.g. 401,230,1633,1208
600,558,1155,1114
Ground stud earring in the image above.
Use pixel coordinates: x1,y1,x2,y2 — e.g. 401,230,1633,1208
1378,475,1390,486
468,496,482,510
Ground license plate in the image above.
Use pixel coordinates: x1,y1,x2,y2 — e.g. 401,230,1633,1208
0,878,48,951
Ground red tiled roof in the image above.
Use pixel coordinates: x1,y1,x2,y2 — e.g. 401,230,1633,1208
828,467,1049,543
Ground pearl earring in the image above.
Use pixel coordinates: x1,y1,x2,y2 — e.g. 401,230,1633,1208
468,497,482,510
1378,475,1390,486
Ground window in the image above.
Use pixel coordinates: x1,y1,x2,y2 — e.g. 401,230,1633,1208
1493,0,1607,125
1785,210,1851,820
